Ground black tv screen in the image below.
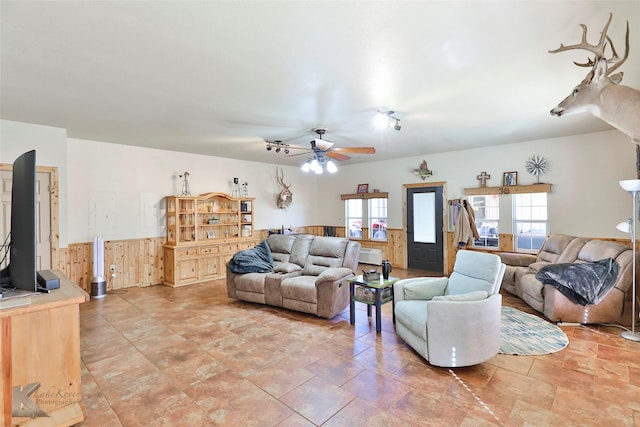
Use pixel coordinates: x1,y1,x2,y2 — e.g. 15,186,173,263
1,150,38,294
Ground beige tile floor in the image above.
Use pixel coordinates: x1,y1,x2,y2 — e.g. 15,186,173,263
76,267,640,426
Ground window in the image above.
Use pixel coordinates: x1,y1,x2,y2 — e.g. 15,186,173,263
342,193,388,240
345,199,363,239
469,195,499,248
514,193,548,251
368,198,387,240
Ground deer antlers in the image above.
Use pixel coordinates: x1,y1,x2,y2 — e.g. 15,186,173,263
276,167,290,190
549,13,629,80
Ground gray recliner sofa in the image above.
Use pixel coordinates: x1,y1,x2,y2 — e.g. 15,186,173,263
226,234,360,318
499,234,633,324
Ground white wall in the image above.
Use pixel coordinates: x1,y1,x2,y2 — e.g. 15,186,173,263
0,120,70,246
2,119,324,244
65,138,322,243
319,129,636,239
2,119,636,245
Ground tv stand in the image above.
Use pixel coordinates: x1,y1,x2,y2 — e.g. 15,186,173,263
0,288,38,300
0,271,88,427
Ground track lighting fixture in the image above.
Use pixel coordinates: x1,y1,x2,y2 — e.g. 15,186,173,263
265,140,290,154
375,110,401,131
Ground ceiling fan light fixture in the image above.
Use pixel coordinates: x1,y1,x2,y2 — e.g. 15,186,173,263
375,110,401,131
326,160,338,173
310,158,321,174
374,111,391,129
301,160,311,173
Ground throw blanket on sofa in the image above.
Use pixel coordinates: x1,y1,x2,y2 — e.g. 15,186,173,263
228,240,274,273
535,258,619,306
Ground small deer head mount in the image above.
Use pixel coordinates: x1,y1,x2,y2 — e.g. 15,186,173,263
276,167,292,209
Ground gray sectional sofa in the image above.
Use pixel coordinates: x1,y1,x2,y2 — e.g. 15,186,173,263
226,234,360,318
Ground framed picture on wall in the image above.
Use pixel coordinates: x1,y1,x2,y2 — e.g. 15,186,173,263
503,171,518,186
357,183,369,193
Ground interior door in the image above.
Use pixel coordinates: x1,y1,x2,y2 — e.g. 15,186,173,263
407,186,443,273
0,169,51,270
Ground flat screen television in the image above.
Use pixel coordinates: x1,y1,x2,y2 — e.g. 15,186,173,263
0,149,39,298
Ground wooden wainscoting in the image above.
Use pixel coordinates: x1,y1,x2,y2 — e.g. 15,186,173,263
58,229,630,291
58,237,165,293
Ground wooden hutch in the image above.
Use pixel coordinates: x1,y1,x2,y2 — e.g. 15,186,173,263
163,192,259,287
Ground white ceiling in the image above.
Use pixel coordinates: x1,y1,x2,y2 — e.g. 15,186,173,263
1,1,639,167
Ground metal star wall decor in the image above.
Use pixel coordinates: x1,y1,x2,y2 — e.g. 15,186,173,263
525,155,550,183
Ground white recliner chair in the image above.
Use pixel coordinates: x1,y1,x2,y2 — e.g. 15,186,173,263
393,250,506,367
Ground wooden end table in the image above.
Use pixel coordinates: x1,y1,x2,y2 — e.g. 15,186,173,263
347,275,399,333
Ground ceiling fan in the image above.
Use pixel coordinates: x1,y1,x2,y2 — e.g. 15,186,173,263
289,128,376,161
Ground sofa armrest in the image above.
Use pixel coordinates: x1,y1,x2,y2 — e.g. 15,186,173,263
393,277,448,302
316,267,354,284
499,252,537,267
315,268,353,318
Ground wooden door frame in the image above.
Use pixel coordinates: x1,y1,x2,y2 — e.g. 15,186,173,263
0,163,59,269
402,182,450,274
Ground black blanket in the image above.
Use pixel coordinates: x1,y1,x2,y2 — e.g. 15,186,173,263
228,240,274,273
535,258,619,306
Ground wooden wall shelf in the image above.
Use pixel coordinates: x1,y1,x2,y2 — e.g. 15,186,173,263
341,192,388,200
464,183,552,196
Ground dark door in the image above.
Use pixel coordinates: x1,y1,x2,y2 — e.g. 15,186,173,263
407,186,444,273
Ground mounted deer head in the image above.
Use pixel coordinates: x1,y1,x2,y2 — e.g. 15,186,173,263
549,13,640,146
276,167,292,209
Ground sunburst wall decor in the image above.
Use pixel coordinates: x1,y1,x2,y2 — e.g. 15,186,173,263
525,155,550,183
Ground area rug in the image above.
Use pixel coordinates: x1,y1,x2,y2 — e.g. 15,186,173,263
500,306,569,355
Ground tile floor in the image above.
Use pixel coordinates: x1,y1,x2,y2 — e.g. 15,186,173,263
76,267,640,426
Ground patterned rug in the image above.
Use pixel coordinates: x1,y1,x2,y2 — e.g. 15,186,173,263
500,306,569,355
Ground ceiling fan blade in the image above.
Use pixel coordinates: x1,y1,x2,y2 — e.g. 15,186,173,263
285,151,312,158
332,147,376,154
327,151,351,161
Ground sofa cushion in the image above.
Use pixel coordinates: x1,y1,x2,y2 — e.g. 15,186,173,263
274,262,302,273
576,240,630,263
536,234,577,263
447,251,501,295
289,234,314,267
432,290,488,302
267,234,297,263
233,273,267,293
302,237,349,276
281,276,317,303
528,261,552,273
403,278,448,300
519,274,545,311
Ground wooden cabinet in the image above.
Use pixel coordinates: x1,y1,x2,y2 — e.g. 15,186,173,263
1,272,88,427
164,192,258,287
